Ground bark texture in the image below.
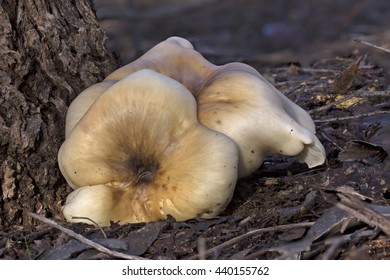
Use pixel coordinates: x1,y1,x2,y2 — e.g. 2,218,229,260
0,0,117,229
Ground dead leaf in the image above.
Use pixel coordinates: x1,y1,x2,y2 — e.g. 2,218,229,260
337,193,390,236
367,236,390,259
73,238,129,260
336,185,372,201
33,239,53,258
305,207,351,243
43,237,129,260
44,239,88,259
174,228,197,255
305,204,390,243
287,64,300,76
246,239,313,260
338,140,388,162
92,238,129,252
76,250,113,260
329,56,362,93
124,222,166,256
278,227,307,241
195,216,234,231
365,121,390,156
277,191,317,221
334,95,364,109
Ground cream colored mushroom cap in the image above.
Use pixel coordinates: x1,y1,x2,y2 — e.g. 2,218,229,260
59,69,238,226
196,63,326,177
65,80,116,138
104,37,217,93
101,36,326,178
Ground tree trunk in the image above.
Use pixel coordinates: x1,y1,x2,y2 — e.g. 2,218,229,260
0,0,117,230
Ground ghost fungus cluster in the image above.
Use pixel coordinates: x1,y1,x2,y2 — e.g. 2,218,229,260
105,37,326,178
59,36,326,226
59,70,238,226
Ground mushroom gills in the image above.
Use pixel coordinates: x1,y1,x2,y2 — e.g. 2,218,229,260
59,69,238,226
102,37,326,178
59,36,327,225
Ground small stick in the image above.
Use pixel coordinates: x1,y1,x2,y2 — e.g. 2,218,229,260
354,90,390,97
27,212,147,260
314,110,390,123
336,194,390,236
187,222,314,260
71,216,107,239
321,132,342,151
310,90,390,114
309,94,358,114
285,82,307,96
354,38,390,54
196,237,207,260
322,229,375,260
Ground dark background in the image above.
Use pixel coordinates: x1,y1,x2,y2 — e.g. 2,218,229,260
95,0,389,77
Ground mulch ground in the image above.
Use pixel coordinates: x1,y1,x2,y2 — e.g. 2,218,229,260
2,53,389,260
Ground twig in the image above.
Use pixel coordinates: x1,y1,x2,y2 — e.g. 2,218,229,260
354,38,390,54
309,94,358,114
187,222,314,260
244,239,312,260
197,237,207,260
322,230,375,260
354,90,390,97
314,110,390,123
274,66,339,74
71,216,107,239
285,82,307,96
321,132,342,150
309,90,390,114
27,212,147,260
336,194,390,236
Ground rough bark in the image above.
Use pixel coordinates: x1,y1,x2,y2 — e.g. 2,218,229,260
0,0,117,230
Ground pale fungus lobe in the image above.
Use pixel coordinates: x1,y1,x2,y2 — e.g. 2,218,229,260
65,80,116,138
58,70,239,226
59,37,326,226
104,36,326,178
196,62,326,178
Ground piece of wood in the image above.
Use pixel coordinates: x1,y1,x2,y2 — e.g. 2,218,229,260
27,212,146,260
0,0,117,229
187,221,314,260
